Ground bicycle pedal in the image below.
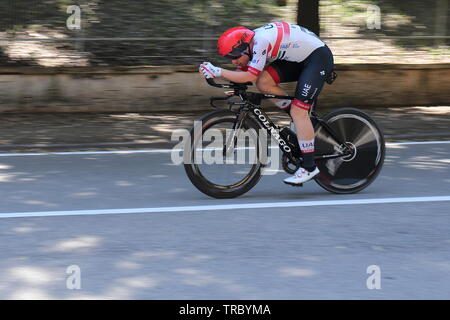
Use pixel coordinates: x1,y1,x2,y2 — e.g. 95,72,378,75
283,181,303,187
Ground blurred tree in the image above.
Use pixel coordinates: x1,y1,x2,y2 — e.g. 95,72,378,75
351,0,449,47
297,0,320,36
434,0,448,46
0,0,65,31
0,0,279,66
276,0,287,5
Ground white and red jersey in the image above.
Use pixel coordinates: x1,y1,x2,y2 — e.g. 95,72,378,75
245,22,325,77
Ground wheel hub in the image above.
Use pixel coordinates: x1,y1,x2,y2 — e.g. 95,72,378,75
340,142,357,162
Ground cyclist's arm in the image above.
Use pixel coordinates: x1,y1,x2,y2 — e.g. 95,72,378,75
220,69,257,83
223,36,271,83
220,38,269,83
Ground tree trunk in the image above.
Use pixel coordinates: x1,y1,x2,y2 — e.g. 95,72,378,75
297,0,320,36
434,0,448,46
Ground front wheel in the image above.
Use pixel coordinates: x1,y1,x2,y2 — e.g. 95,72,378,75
184,109,264,199
313,108,385,194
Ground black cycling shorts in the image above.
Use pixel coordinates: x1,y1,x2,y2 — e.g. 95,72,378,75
265,45,334,109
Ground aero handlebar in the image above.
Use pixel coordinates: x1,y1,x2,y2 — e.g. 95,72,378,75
206,78,253,90
205,78,295,101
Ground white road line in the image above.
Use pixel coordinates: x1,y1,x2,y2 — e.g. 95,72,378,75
1,196,450,219
387,141,450,146
0,140,449,157
0,149,176,157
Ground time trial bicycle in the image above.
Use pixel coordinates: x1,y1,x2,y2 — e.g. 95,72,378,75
184,78,385,199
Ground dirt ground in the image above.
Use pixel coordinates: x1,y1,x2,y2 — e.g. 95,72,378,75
0,105,449,153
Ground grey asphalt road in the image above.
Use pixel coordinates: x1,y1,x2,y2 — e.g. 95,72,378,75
0,142,449,299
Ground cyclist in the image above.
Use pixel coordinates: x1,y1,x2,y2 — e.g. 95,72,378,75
199,22,334,185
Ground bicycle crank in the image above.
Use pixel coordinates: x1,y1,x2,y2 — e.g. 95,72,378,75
281,153,301,174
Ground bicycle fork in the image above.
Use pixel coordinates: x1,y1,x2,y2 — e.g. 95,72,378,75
223,109,249,157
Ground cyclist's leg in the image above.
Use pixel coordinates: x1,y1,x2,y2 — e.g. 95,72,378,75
256,60,302,112
291,45,334,171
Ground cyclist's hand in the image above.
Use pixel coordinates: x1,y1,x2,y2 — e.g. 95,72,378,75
199,62,222,79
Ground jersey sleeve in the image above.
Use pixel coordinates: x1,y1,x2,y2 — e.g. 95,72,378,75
246,37,270,77
236,65,248,72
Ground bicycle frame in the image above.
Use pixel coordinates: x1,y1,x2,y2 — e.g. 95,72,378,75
186,78,384,198
206,78,352,163
238,104,352,163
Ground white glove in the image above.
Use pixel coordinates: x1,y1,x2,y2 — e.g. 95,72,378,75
199,62,222,79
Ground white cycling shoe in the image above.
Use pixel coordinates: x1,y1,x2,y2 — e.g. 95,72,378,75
284,167,320,186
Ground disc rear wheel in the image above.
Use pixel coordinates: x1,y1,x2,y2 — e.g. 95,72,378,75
313,108,385,194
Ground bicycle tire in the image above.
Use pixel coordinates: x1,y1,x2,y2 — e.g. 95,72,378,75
313,108,385,194
184,109,264,199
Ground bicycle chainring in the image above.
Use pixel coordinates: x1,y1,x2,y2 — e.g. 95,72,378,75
281,153,301,174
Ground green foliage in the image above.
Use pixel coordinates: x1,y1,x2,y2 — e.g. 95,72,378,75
1,0,285,65
1,0,447,66
326,0,450,36
325,0,450,49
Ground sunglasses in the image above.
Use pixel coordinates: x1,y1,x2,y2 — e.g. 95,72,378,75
225,41,251,60
225,53,243,60
225,50,252,60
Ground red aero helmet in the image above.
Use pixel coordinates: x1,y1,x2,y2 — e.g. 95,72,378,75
217,26,255,59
